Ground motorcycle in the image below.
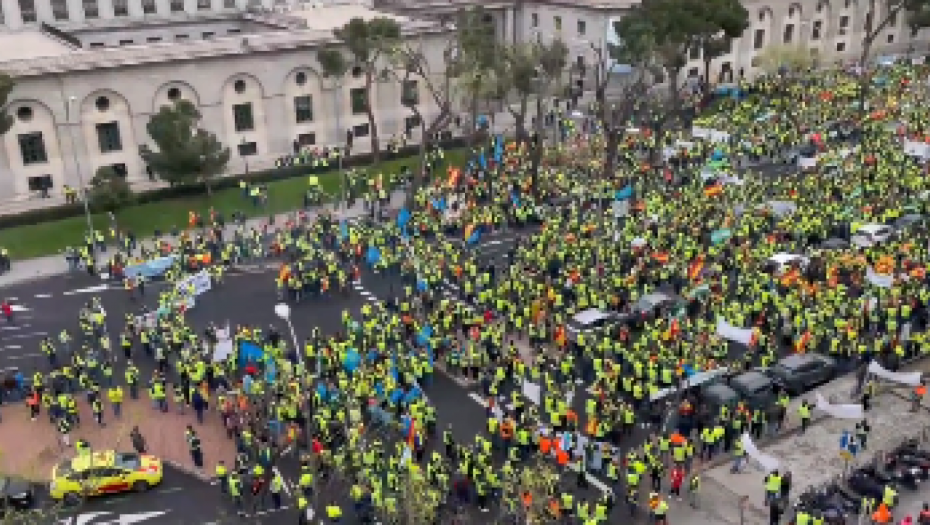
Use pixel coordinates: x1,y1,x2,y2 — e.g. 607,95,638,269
846,469,890,500
890,449,930,480
794,484,856,517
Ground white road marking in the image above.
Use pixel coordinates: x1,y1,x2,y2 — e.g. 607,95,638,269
358,290,373,296
5,353,41,360
10,305,30,312
34,293,53,298
5,344,22,349
155,486,184,494
6,297,17,301
63,284,111,296
485,240,503,246
5,331,48,339
251,506,291,516
272,466,292,497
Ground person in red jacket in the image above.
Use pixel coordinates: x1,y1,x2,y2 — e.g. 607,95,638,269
669,465,685,500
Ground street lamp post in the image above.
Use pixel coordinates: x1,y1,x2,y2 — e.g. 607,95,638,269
64,95,95,259
274,303,305,369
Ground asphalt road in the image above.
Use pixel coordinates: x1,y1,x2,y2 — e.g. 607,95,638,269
0,159,824,524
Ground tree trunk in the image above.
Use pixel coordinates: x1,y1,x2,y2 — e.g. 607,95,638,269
667,67,682,109
469,90,479,147
702,58,712,96
602,127,620,180
515,95,529,141
364,72,381,163
530,94,545,191
203,174,213,198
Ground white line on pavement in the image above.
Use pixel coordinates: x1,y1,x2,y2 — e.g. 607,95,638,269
272,466,293,497
33,294,53,299
6,297,17,301
155,487,184,494
4,331,48,340
5,344,22,349
4,353,41,360
358,290,373,296
251,506,291,517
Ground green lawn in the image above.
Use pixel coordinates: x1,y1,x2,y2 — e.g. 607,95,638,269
0,148,471,260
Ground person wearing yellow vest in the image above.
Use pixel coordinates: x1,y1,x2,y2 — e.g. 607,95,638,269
325,503,343,522
764,469,782,506
652,494,669,524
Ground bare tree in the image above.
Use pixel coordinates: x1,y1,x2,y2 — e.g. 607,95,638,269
389,32,459,201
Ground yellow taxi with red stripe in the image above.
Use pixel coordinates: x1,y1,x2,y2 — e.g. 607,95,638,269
50,450,163,502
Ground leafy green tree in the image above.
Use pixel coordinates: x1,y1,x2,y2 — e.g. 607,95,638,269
528,39,568,181
699,36,733,94
857,0,930,116
623,0,748,105
88,165,132,211
454,6,500,144
488,43,537,141
333,17,402,163
390,37,458,203
0,72,14,136
591,18,658,180
139,100,230,196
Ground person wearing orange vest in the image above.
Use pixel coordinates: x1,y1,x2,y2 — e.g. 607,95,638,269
912,381,927,412
26,389,39,421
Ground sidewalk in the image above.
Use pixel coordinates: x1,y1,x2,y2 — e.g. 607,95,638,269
0,190,407,289
0,397,235,483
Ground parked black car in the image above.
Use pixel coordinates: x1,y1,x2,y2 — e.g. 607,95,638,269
767,353,837,396
0,476,34,514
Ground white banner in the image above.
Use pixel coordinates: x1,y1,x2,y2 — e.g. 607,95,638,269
866,267,895,288
741,433,780,471
815,392,864,420
691,126,712,139
176,270,212,296
798,157,817,169
717,319,754,346
522,380,541,404
904,140,930,159
868,360,923,387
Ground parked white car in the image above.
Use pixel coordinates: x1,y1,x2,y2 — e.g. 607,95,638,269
851,223,895,248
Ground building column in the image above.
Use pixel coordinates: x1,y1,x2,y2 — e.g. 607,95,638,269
35,0,54,23
503,8,513,44
155,0,170,15
98,0,115,19
66,0,85,22
2,0,23,29
128,0,143,17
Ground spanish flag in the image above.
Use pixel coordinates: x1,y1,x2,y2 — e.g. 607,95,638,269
704,184,723,197
794,330,811,354
279,264,291,281
554,325,567,347
447,167,461,188
688,256,705,281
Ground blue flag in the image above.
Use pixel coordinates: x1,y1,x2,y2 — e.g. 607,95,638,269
615,185,633,200
340,220,349,241
366,246,381,266
397,208,411,228
467,226,482,245
494,135,504,162
510,190,521,208
479,152,488,170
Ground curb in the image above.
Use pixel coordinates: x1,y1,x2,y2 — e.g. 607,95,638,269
164,459,212,483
